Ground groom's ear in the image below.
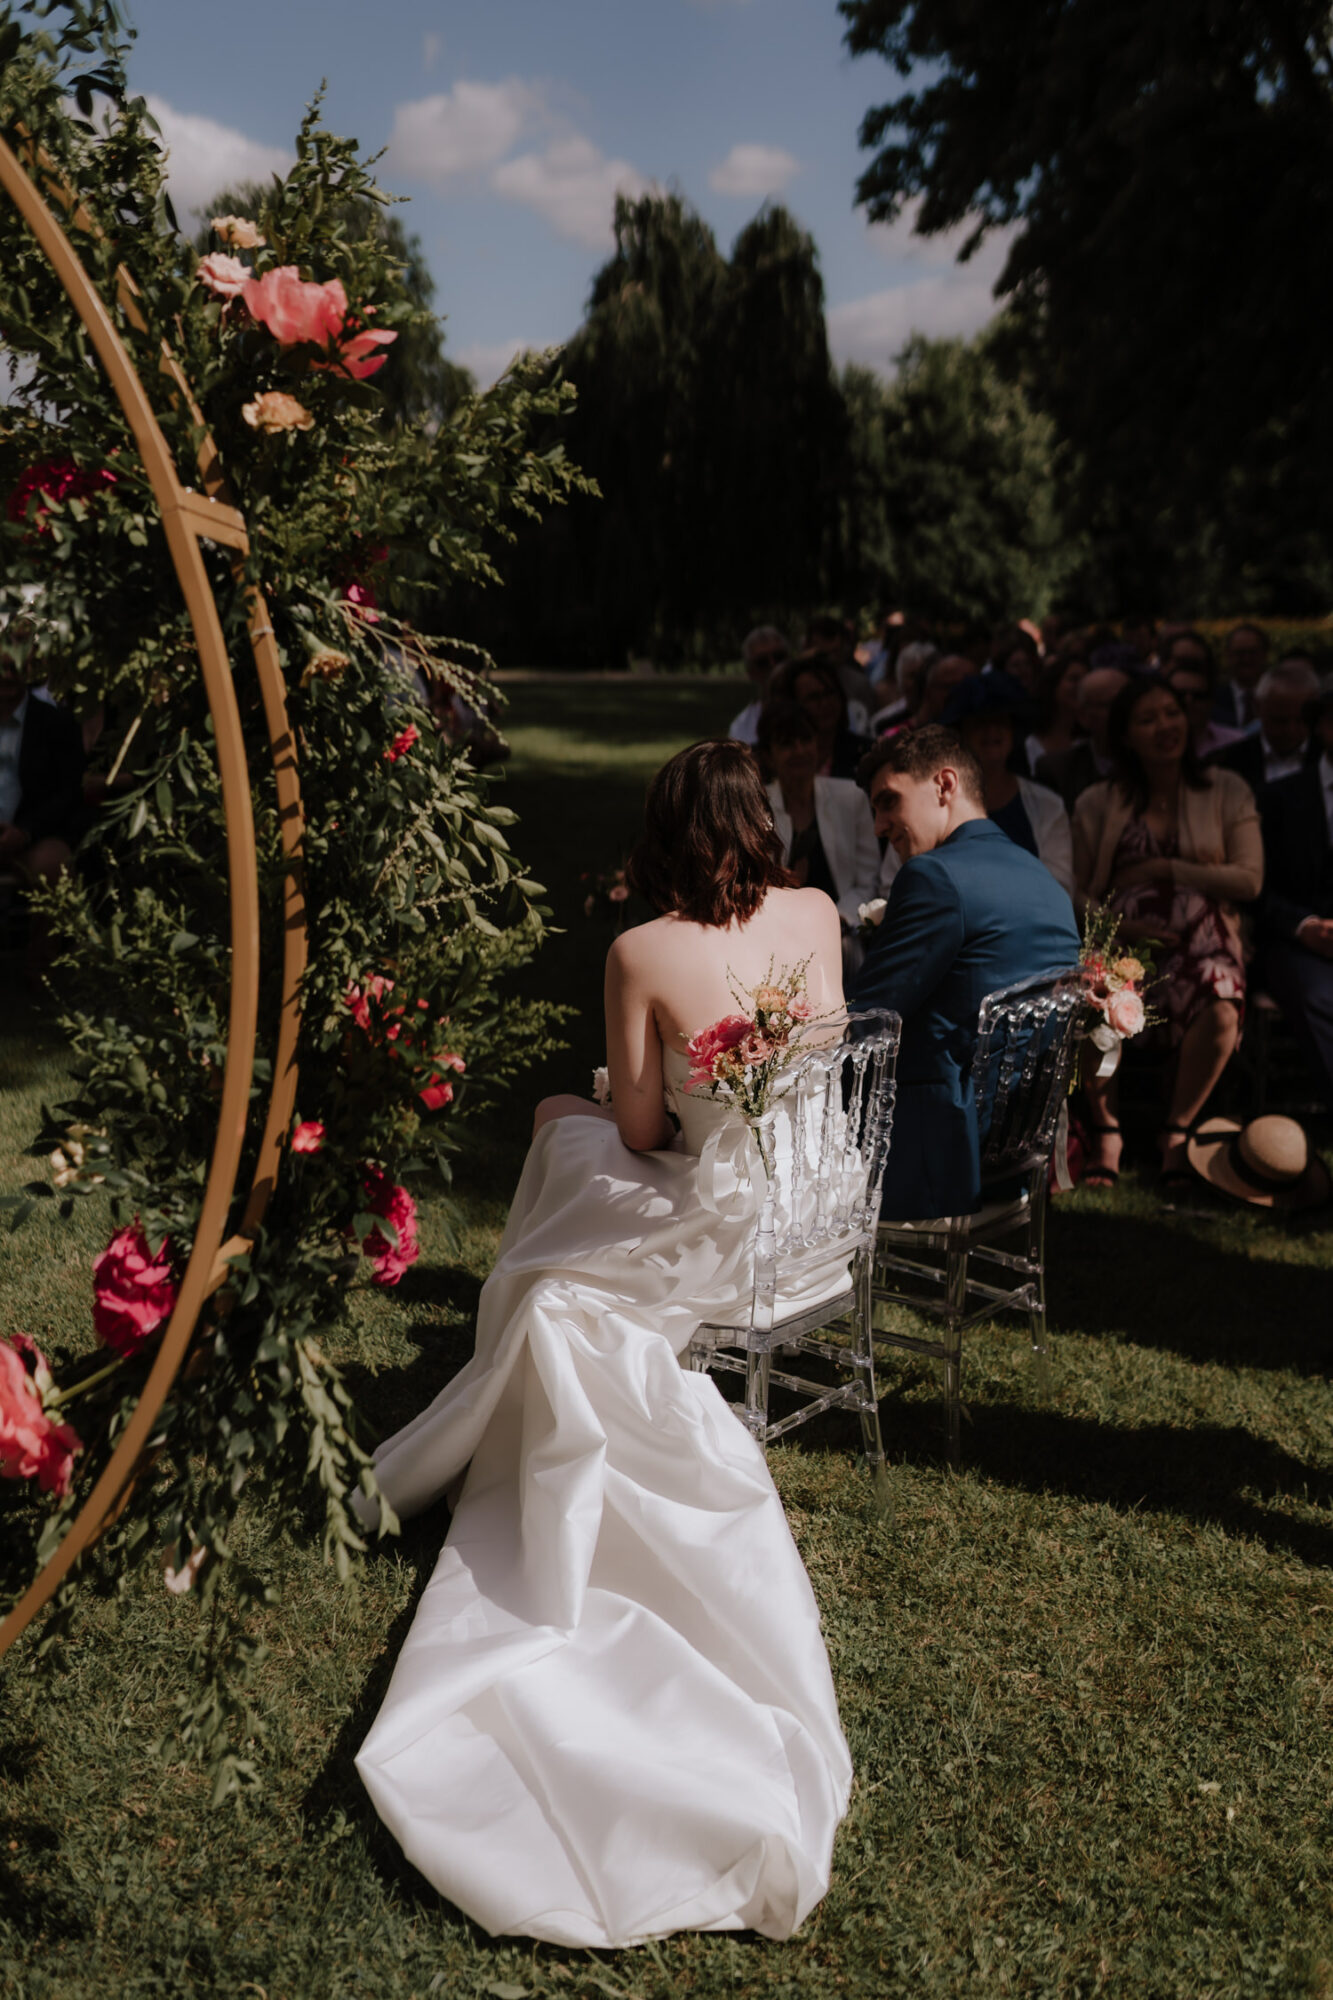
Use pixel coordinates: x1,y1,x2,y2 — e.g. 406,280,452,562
936,765,959,805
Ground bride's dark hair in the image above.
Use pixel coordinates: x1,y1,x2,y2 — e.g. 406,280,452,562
628,739,794,926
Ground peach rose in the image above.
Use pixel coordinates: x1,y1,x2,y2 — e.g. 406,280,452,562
1106,987,1145,1038
1112,955,1144,985
196,251,251,299
753,986,787,1014
211,214,266,249
242,391,314,434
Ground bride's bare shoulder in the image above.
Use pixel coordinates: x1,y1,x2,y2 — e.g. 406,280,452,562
606,911,682,975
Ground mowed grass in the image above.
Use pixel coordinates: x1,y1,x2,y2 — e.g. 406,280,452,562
1,674,1331,2000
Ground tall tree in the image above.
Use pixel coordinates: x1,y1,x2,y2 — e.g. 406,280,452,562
840,0,1333,611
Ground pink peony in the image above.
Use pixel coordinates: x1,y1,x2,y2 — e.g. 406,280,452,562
291,1119,326,1154
1106,986,1146,1038
359,1169,420,1286
685,1014,752,1088
92,1223,178,1358
196,251,251,299
241,266,349,348
0,1335,82,1496
384,724,420,763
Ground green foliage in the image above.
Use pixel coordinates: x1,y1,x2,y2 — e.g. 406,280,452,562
840,0,1333,614
0,0,577,1787
843,329,1073,623
466,191,850,666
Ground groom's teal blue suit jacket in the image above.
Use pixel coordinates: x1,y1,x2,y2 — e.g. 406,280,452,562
850,817,1081,1221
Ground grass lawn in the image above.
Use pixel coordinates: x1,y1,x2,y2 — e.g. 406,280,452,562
1,675,1331,2000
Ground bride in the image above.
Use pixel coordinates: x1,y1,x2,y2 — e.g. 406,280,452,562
355,739,854,1947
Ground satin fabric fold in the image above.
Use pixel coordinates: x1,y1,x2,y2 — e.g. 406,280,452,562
356,1061,853,1946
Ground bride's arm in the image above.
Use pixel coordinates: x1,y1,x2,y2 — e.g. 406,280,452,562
604,931,673,1151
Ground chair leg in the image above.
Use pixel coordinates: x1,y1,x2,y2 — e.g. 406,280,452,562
942,1238,968,1470
1026,1173,1053,1398
850,1250,888,1478
743,1345,771,1447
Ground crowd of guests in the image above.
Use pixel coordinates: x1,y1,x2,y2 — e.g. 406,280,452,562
730,615,1333,1190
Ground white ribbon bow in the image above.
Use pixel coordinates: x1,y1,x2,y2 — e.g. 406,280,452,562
696,1121,766,1218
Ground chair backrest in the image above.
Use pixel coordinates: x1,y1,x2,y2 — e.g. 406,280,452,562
971,965,1085,1179
749,1009,900,1329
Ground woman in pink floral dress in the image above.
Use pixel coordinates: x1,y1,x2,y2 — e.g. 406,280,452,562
1072,674,1263,1188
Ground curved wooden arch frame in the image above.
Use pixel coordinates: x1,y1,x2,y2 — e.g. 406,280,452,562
0,130,308,1658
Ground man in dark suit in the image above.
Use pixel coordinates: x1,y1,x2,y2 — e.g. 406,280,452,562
1211,659,1318,795
0,646,86,916
1257,676,1333,1107
1212,623,1268,733
851,727,1081,1221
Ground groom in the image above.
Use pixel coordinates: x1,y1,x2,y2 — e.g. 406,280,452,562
850,727,1081,1221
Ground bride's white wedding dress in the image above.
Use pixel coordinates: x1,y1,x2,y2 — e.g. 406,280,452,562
355,1050,853,1947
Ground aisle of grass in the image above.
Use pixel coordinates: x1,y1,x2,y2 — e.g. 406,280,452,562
1,677,1331,2000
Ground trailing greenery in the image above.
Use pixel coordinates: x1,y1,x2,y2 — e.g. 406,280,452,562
0,678,1329,2000
0,0,581,1786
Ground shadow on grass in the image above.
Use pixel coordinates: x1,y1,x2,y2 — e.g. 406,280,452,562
877,1395,1333,1568
1048,1207,1333,1376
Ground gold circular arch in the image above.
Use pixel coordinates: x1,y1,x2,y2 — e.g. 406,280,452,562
0,130,308,1658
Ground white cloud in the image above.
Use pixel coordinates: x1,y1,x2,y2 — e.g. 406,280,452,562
388,79,545,184
492,136,649,250
144,94,290,221
456,336,533,389
709,143,799,198
827,210,1015,371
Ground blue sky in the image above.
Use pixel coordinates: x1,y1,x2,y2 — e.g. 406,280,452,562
121,0,1007,385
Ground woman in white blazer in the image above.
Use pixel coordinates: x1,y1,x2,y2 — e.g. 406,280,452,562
757,699,880,928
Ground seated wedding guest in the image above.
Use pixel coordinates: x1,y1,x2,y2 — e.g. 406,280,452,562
727,625,789,745
989,625,1040,696
758,698,880,932
1122,613,1158,666
1165,632,1246,762
872,639,938,731
1215,621,1269,733
851,727,1081,1220
1034,662,1131,811
1021,648,1087,776
1073,673,1263,1189
915,652,978,726
942,673,1075,896
1255,673,1333,1109
777,655,872,774
806,612,876,717
1213,659,1319,792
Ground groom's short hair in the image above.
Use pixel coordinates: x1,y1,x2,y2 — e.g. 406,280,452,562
858,725,984,803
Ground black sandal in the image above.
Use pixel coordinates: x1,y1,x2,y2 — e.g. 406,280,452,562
1083,1120,1123,1189
1158,1120,1195,1193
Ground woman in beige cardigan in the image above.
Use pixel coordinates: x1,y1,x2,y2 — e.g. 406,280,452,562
1073,674,1263,1188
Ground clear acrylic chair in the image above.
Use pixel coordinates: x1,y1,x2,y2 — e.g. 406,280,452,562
686,1010,901,1476
872,965,1085,1467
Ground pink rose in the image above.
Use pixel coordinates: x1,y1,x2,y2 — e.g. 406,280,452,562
1105,987,1146,1038
418,1077,454,1111
0,1335,81,1496
685,1014,752,1087
241,266,348,349
384,724,420,763
291,1120,326,1154
345,973,395,1032
738,1030,775,1066
343,580,381,622
359,1169,420,1286
787,997,813,1021
92,1223,178,1358
196,251,251,299
7,458,118,531
607,883,630,903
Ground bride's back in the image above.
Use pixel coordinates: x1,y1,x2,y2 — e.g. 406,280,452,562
634,888,843,1054
605,741,846,1150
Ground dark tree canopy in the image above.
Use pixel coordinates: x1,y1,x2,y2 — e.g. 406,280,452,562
840,0,1333,612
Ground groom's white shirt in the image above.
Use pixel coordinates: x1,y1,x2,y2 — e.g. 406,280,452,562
766,775,880,927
